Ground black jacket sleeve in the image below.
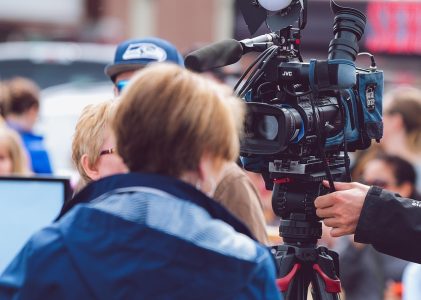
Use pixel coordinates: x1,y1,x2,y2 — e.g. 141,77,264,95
354,186,421,263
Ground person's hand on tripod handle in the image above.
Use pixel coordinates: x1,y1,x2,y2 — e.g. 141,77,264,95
315,181,370,237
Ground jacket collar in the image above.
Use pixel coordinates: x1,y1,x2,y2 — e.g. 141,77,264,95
57,172,254,240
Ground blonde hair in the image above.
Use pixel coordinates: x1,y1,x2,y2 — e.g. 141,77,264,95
384,86,421,153
113,63,245,177
72,100,117,184
0,127,31,175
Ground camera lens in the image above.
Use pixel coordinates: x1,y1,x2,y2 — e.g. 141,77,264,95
281,107,303,143
241,103,304,155
245,108,302,144
257,115,279,141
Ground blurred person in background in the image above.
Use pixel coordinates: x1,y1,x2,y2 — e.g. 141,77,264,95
362,155,421,201
103,36,268,244
3,77,52,174
0,126,31,176
335,154,419,300
381,87,421,168
0,81,9,119
402,261,421,300
0,64,280,300
351,86,421,189
70,100,128,193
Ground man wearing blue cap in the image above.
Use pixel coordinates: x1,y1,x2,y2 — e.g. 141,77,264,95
104,37,269,245
105,37,184,95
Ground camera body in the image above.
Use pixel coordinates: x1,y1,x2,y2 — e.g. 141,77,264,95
241,57,384,165
185,0,384,244
240,2,384,188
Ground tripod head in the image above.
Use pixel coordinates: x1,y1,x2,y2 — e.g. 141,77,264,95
268,155,345,245
268,157,344,298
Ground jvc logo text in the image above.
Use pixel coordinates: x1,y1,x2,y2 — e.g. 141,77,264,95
282,71,293,77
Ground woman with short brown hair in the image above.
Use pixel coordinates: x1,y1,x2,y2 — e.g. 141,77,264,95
114,63,244,192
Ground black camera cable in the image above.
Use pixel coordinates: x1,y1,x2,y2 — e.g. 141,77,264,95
234,47,273,92
235,46,279,98
357,52,377,71
236,46,278,97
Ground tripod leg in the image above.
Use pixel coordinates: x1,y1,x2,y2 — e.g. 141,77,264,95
276,262,314,299
310,248,341,300
274,245,342,299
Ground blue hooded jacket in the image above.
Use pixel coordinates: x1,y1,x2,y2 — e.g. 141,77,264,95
6,122,52,174
0,173,281,300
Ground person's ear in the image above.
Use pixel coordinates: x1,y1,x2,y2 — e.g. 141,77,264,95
81,154,100,181
197,155,213,183
25,106,39,127
397,181,413,198
29,105,39,115
389,113,404,130
197,155,225,197
113,85,119,97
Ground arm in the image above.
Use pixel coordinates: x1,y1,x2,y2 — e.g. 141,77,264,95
354,186,421,263
315,181,421,263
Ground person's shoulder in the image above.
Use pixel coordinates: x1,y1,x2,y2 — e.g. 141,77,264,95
23,131,44,141
1,224,65,282
221,162,247,179
216,162,255,192
192,214,268,263
118,187,264,263
20,224,65,261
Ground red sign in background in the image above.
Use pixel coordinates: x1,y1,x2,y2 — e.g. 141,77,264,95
366,2,421,55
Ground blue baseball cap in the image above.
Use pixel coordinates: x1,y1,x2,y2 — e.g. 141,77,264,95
105,37,184,82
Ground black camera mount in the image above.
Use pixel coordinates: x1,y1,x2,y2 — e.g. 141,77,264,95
270,160,345,299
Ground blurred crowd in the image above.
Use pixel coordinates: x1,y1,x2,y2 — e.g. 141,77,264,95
0,35,420,300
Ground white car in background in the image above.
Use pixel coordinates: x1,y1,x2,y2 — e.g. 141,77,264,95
0,41,115,88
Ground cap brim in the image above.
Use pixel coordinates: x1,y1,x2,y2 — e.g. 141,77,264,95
104,63,145,81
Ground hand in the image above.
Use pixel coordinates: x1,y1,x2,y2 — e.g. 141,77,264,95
314,181,370,237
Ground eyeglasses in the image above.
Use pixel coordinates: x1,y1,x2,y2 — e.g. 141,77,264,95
99,148,115,156
361,179,390,188
116,80,129,94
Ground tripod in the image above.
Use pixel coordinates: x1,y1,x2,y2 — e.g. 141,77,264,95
272,222,341,299
270,174,342,299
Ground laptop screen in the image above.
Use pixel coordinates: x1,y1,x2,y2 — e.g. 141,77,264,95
0,176,71,273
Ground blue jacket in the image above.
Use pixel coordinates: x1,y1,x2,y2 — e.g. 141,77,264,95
0,173,281,300
7,122,52,174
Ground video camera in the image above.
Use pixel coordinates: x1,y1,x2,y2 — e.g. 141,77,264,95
186,0,383,244
186,2,384,297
